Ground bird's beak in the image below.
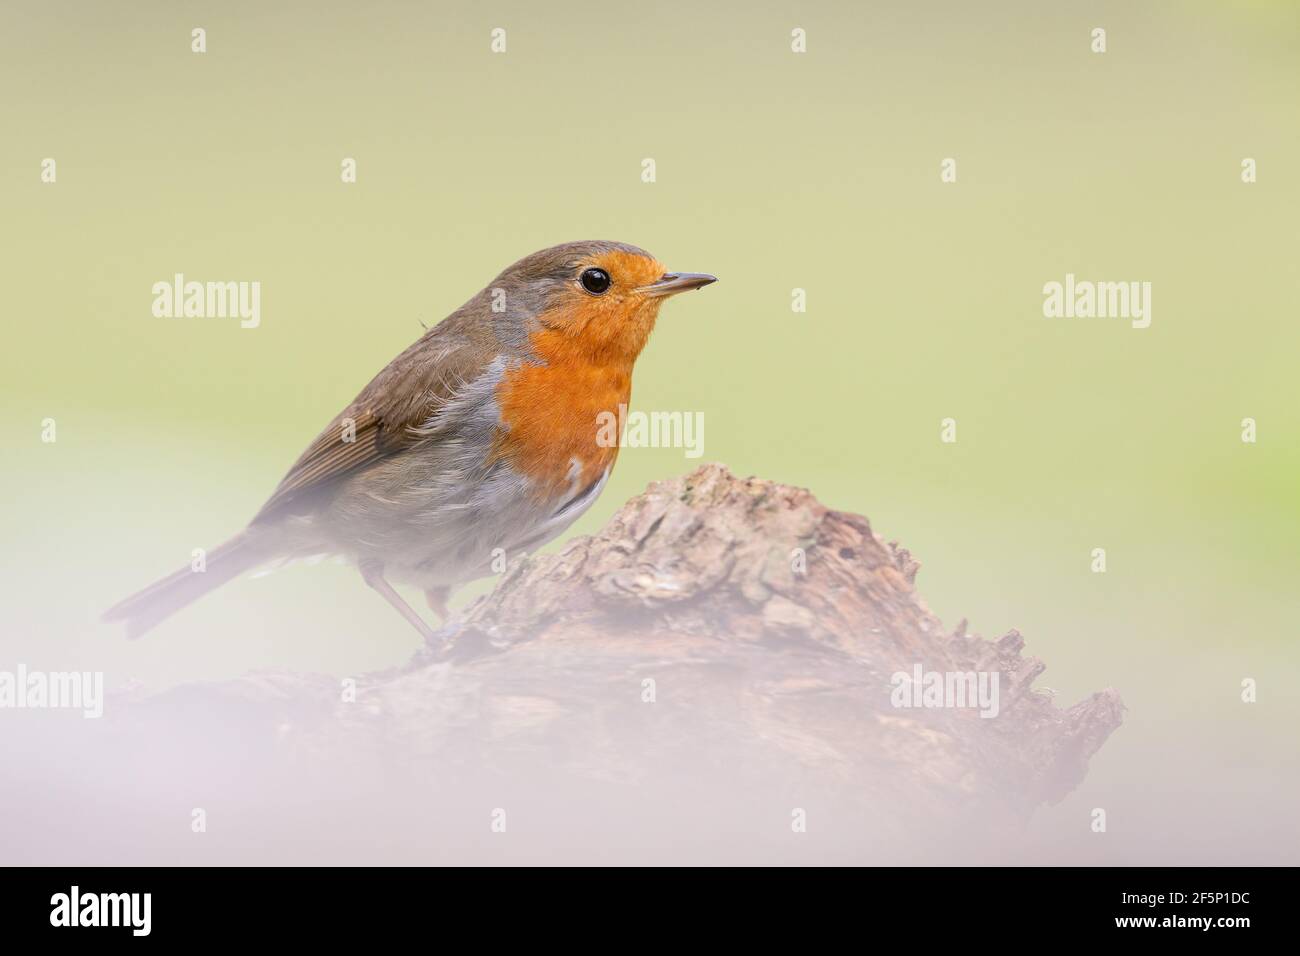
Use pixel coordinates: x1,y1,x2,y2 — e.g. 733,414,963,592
637,272,718,298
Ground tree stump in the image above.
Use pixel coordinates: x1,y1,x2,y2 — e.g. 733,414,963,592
8,464,1123,864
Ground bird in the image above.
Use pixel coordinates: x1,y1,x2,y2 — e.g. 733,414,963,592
104,240,716,641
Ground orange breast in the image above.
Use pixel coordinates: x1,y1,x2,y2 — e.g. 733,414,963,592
492,327,633,499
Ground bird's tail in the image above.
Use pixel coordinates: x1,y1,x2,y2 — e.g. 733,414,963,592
103,530,271,639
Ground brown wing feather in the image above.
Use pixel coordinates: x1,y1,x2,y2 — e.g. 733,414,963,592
252,320,497,524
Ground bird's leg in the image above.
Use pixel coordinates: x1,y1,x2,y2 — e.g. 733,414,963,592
424,586,450,621
359,562,438,642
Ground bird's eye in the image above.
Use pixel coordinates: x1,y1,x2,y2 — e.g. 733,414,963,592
579,267,611,295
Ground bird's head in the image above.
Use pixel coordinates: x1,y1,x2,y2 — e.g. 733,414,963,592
490,241,716,364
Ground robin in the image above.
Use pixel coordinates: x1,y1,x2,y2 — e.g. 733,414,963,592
105,240,716,641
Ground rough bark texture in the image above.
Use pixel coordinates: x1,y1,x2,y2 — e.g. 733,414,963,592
353,463,1123,821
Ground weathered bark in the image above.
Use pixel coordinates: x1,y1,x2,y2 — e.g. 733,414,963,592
372,462,1123,823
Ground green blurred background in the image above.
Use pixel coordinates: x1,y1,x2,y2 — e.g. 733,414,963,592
2,0,1297,862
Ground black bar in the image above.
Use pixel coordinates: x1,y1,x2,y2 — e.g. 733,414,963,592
0,866,1279,942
